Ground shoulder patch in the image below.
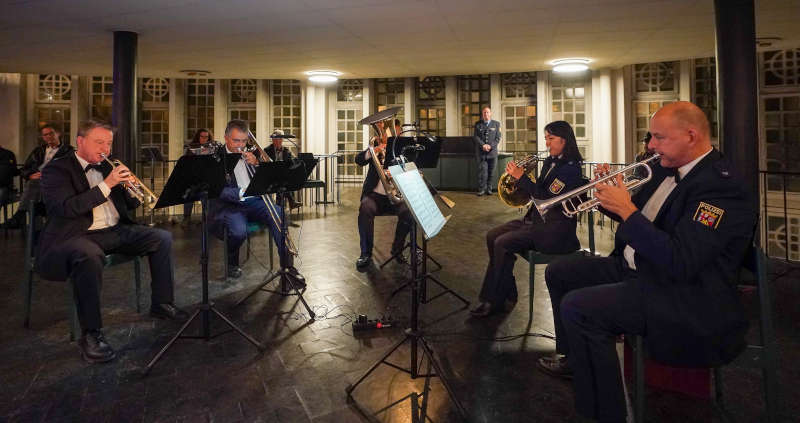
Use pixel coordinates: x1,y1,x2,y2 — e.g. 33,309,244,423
549,178,565,194
693,201,724,229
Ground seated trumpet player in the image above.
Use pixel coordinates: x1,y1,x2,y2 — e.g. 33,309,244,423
470,120,585,317
37,119,187,364
210,120,303,283
355,120,413,269
538,102,755,423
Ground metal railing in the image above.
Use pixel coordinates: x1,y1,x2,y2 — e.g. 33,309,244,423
760,170,800,263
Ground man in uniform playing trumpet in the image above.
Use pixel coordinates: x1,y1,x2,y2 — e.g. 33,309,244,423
538,102,756,423
37,119,187,363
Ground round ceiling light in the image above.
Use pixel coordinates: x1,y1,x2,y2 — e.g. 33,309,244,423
305,70,342,83
551,58,591,73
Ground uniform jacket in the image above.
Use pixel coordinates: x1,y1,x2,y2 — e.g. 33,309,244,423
606,149,755,367
209,153,257,222
473,120,501,159
516,156,585,253
37,153,139,279
21,143,73,179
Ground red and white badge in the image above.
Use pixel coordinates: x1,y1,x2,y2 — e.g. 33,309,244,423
693,201,724,229
549,178,565,194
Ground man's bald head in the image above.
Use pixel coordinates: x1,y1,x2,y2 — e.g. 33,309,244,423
649,101,713,168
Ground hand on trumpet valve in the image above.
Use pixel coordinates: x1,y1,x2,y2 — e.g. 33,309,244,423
593,163,611,182
104,163,134,189
594,173,637,220
242,151,259,165
505,161,524,179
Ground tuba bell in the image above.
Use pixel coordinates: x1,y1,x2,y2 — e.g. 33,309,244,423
497,152,548,207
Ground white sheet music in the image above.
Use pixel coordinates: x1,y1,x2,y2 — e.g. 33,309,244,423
388,163,447,239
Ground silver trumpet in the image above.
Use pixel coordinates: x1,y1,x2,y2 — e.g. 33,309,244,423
99,153,159,210
532,154,660,218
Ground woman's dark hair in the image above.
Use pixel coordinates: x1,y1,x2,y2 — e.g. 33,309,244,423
192,128,212,144
544,120,583,162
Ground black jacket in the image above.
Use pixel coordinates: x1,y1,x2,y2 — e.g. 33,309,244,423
21,143,74,180
265,144,294,162
473,120,501,158
37,153,139,278
0,147,19,188
606,149,755,367
516,156,585,253
355,146,400,200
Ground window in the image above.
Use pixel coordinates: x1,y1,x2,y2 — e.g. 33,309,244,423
337,79,363,102
186,78,215,141
270,79,302,144
139,78,170,187
763,48,800,87
36,74,71,140
458,74,490,136
90,76,114,121
230,79,257,136
551,78,587,138
416,77,446,137
631,61,679,155
693,58,718,139
336,109,364,178
376,78,404,126
142,77,169,103
501,73,537,155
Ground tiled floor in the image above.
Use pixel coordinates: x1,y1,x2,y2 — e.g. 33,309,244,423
0,186,797,422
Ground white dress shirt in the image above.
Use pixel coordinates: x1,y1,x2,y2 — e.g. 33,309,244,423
75,152,120,230
227,146,251,198
623,148,712,270
39,145,59,170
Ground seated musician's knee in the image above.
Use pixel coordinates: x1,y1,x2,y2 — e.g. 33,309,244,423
358,197,376,216
152,228,172,247
560,289,595,327
66,240,105,270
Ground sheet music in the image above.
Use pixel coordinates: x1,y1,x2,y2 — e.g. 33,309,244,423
389,163,447,239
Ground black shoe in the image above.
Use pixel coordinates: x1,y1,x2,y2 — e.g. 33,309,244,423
469,301,495,317
288,222,300,228
150,303,189,321
356,254,372,269
537,355,573,379
286,266,306,288
227,266,243,279
486,189,494,195
289,199,303,209
78,330,116,363
2,214,21,229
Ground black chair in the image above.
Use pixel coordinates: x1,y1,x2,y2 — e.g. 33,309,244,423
519,211,596,327
629,243,778,422
22,201,143,341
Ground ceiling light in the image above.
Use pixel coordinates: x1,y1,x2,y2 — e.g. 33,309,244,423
179,69,211,76
305,70,341,83
551,58,591,73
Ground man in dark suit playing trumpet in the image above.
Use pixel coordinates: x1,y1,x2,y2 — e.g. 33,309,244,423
37,119,187,364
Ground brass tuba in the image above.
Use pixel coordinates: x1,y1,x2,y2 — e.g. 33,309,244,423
497,152,547,207
360,107,404,205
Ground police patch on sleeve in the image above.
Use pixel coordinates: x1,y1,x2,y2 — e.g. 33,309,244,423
693,201,724,229
549,178,565,194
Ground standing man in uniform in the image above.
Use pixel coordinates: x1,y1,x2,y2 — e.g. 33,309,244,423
538,102,756,422
473,106,501,196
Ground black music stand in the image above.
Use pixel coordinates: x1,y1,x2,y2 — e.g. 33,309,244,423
346,163,467,422
145,154,264,374
234,156,317,319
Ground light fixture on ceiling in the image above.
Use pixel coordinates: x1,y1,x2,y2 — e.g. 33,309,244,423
179,69,211,76
551,58,591,73
756,36,782,48
305,70,341,83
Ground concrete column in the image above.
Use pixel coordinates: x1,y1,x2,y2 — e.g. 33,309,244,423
72,76,90,145
613,68,630,163
256,79,269,139
168,79,186,161
362,79,372,147
536,71,550,150
327,87,337,153
444,76,458,136
214,79,228,136
111,31,138,164
591,69,614,163
679,60,692,102
404,77,416,125
23,74,36,155
303,84,327,154
714,0,759,204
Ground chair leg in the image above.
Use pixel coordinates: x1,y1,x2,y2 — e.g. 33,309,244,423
633,335,645,423
134,256,142,313
527,250,534,327
713,367,724,410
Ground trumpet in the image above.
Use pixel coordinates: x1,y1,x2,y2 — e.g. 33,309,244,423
497,151,549,207
532,154,660,218
99,153,159,210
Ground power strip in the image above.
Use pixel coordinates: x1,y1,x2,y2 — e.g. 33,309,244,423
352,314,402,332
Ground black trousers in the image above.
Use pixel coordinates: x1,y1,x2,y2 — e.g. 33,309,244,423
357,192,412,256
478,219,536,305
545,254,644,422
46,224,175,332
477,155,497,193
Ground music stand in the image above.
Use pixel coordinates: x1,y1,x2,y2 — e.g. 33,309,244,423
144,154,264,374
346,163,467,422
234,157,318,319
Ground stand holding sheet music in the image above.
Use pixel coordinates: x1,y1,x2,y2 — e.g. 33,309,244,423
346,162,467,422
145,154,264,374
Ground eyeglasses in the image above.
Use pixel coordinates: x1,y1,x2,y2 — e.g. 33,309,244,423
41,131,56,137
230,138,248,144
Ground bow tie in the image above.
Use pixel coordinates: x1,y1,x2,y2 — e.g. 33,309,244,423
84,163,105,173
665,167,681,183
